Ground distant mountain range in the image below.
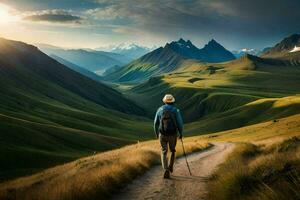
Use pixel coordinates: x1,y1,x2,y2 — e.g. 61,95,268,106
36,44,132,75
50,54,103,82
231,48,263,58
104,38,236,82
97,43,153,60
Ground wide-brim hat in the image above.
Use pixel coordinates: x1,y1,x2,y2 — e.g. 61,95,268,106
162,94,175,103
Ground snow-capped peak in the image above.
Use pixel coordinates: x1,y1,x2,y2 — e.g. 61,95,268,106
96,43,151,52
290,46,300,53
241,48,255,52
112,43,141,51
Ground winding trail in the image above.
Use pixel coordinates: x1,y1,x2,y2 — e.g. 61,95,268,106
112,143,234,200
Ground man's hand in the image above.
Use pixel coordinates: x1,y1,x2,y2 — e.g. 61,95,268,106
178,135,183,139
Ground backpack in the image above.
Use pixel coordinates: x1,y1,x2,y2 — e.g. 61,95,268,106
159,109,177,135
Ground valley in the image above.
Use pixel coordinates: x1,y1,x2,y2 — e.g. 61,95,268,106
1,33,300,200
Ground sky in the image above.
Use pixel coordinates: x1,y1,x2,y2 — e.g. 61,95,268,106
0,0,300,50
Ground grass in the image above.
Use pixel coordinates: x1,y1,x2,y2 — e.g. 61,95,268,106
0,37,152,181
202,109,300,200
2,36,300,199
0,137,210,200
126,55,300,124
184,95,300,136
207,136,300,200
2,112,300,200
203,112,300,143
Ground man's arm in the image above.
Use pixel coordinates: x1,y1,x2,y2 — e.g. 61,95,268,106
154,108,161,138
175,108,183,137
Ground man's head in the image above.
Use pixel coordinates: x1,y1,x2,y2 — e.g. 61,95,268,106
162,94,175,104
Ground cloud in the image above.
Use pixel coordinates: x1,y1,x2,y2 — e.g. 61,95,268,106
86,0,300,49
86,6,120,20
24,10,82,24
3,0,300,49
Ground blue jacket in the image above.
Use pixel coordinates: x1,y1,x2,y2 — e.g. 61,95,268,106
154,104,183,137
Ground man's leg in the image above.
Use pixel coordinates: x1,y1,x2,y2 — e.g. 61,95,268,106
159,134,169,171
168,135,177,173
159,134,171,178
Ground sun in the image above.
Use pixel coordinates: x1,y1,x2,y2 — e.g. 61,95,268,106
0,3,18,24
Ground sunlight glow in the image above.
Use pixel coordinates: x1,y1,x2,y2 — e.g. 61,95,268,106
0,3,18,24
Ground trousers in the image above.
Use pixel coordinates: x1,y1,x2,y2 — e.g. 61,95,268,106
159,134,177,170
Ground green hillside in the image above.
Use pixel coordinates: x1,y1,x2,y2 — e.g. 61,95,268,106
104,46,185,83
0,38,152,181
128,55,300,116
185,95,300,135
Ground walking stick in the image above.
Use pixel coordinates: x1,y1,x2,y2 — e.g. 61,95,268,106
180,138,192,176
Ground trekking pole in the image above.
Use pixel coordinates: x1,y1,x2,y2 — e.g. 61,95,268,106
180,138,192,176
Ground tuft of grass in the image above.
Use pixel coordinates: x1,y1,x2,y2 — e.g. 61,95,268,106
208,137,300,200
0,137,210,200
208,143,261,200
270,136,300,153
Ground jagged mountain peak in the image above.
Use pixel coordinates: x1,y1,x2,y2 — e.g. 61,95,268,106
208,39,218,44
203,39,225,49
178,38,186,43
263,34,300,58
276,34,300,50
163,38,202,60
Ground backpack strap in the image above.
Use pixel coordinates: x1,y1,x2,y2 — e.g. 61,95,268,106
160,109,166,134
170,109,178,131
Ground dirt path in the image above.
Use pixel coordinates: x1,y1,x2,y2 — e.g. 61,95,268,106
112,143,234,200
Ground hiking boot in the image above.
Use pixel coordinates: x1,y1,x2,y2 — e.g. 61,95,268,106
163,170,170,179
168,165,173,173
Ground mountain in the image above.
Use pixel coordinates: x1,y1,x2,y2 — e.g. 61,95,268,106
50,54,103,82
161,38,235,62
109,43,152,60
127,52,300,124
36,43,132,75
0,38,150,180
231,48,262,58
104,38,235,82
103,64,123,76
198,39,236,62
262,34,300,58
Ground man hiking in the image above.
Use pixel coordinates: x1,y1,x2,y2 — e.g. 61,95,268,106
154,94,183,179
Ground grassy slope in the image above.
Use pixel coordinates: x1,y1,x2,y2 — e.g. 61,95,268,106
2,110,300,200
0,138,210,200
127,55,300,124
185,95,300,135
0,38,152,181
204,107,300,199
103,46,187,83
208,141,300,200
